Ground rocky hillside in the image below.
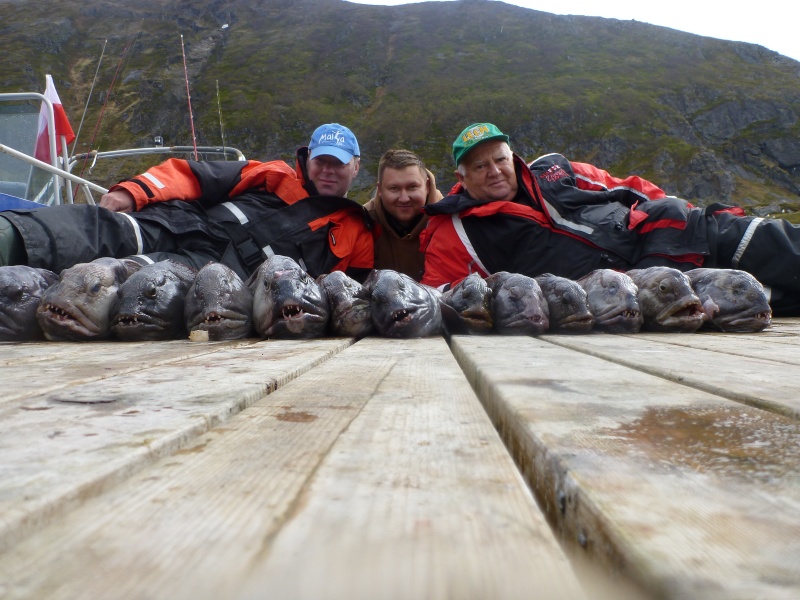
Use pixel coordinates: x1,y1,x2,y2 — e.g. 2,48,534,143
2,0,800,213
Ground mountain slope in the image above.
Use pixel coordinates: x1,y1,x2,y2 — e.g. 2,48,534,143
2,0,800,212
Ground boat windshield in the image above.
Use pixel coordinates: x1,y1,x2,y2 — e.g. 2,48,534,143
0,101,55,205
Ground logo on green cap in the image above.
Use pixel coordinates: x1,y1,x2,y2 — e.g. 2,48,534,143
452,123,509,165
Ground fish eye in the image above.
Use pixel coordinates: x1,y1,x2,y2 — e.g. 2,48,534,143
659,282,669,292
89,282,102,294
145,284,158,299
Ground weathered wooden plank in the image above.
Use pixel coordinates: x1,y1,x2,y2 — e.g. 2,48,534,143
624,319,800,360
0,338,352,553
451,335,800,600
0,337,587,600
541,329,800,420
0,339,266,405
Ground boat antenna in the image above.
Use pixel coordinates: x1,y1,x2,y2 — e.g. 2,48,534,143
181,34,199,161
216,80,227,160
71,38,107,157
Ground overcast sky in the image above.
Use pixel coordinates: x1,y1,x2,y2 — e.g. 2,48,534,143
346,0,800,63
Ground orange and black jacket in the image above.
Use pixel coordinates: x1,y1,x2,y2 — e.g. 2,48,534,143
421,152,743,288
111,148,374,281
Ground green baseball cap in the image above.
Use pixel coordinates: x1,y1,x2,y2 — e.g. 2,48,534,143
452,123,510,165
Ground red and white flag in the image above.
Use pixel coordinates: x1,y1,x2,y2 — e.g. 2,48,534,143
33,74,75,164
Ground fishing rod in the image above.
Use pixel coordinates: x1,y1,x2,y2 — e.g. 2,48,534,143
75,28,140,183
71,38,107,157
216,80,227,160
181,34,199,161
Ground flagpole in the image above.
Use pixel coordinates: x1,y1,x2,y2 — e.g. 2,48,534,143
61,135,74,203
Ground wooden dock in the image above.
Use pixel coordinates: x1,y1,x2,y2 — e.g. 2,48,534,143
2,321,799,599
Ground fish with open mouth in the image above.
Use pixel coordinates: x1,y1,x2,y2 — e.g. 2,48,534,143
250,255,329,339
0,265,59,340
185,262,254,340
317,270,373,338
686,268,772,332
627,267,705,332
484,271,549,335
36,257,141,341
577,269,643,333
111,260,197,341
534,273,594,334
439,272,493,335
360,269,442,338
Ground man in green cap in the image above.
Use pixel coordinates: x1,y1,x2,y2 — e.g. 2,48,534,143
420,122,800,315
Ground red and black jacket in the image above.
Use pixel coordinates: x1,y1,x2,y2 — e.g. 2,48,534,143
421,153,740,288
111,148,374,281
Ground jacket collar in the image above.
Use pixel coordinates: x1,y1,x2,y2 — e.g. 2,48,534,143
295,146,319,195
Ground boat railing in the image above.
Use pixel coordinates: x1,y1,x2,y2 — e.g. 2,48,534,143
68,146,246,168
66,147,247,205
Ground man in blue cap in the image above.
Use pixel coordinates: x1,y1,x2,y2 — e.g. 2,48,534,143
0,123,374,281
303,123,361,197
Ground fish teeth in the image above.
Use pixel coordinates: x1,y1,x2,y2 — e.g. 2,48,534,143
282,305,303,319
46,304,72,320
391,309,411,323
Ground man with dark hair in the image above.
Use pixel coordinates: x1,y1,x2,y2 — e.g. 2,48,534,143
421,122,800,314
0,123,374,281
363,149,442,280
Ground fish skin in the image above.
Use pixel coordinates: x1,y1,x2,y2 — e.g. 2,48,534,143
686,268,772,332
439,272,493,335
316,270,373,338
626,267,705,333
251,255,329,339
577,269,643,333
36,257,141,341
534,273,594,334
0,266,59,340
111,260,197,341
185,262,254,340
485,271,549,336
361,269,442,338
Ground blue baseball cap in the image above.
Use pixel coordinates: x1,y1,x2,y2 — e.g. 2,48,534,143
309,123,360,163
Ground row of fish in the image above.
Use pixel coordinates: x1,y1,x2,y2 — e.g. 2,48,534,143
0,255,772,343
441,267,771,336
0,256,439,342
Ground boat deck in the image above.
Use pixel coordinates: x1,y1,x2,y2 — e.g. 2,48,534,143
2,321,800,599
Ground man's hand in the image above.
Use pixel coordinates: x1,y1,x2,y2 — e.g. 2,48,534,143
99,190,136,213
